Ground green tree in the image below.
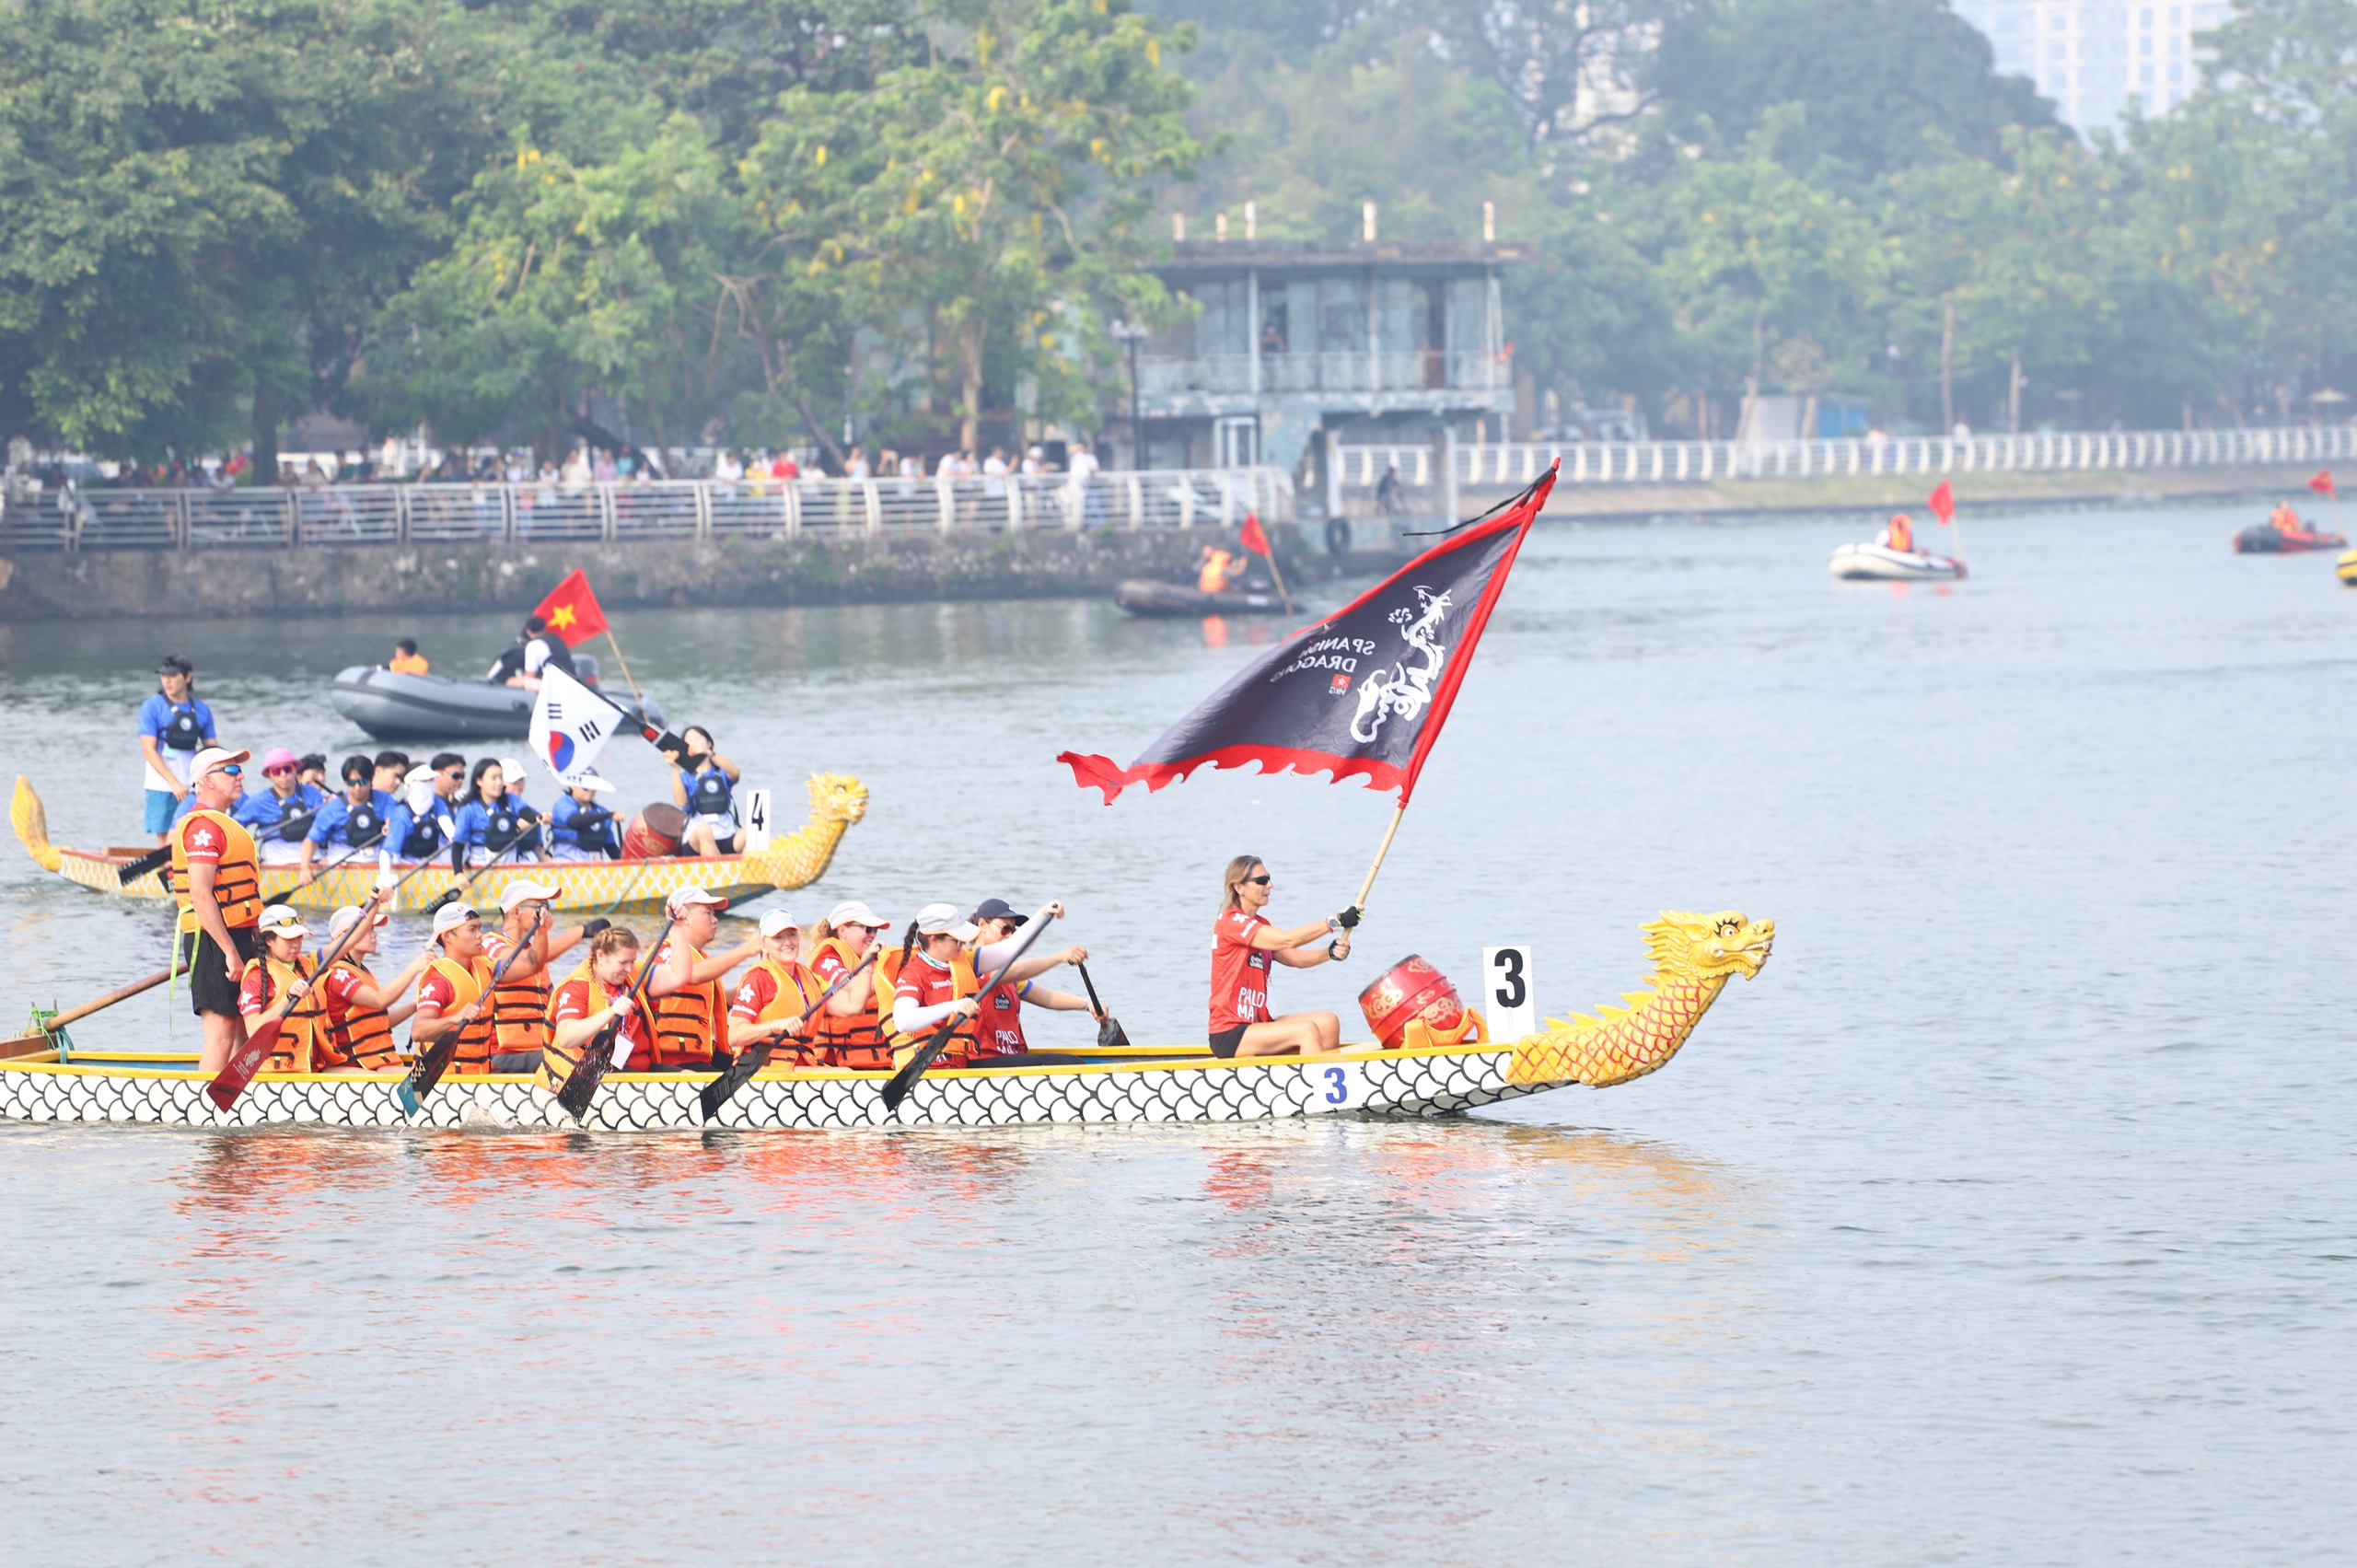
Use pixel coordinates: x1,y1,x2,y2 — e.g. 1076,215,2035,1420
747,0,1205,450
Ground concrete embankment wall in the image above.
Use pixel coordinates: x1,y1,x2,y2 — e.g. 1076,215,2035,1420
1493,462,2328,519
0,525,1386,623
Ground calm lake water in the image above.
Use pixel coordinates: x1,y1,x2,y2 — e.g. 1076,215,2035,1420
3,501,2351,1564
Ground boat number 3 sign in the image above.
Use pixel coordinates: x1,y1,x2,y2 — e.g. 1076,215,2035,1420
742,789,772,854
1483,946,1535,1042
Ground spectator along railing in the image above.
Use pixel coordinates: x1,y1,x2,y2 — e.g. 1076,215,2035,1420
0,468,1294,552
1339,424,2357,496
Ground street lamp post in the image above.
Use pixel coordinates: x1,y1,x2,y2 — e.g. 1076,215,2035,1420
1111,320,1149,470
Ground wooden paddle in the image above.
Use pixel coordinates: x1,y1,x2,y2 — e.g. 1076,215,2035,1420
697,948,878,1121
881,910,1058,1111
0,960,192,1058
396,905,546,1115
1075,961,1130,1048
553,915,677,1121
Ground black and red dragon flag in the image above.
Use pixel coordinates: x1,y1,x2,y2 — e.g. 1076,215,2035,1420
1060,462,1556,806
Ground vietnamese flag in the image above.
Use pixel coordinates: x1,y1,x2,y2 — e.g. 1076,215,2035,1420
2309,470,2336,500
1927,479,1956,525
1059,464,1556,806
1239,510,1271,557
533,569,609,646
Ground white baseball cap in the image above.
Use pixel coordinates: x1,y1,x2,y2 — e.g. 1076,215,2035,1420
758,910,801,938
327,904,390,941
498,758,528,783
404,762,439,789
828,900,888,929
666,885,728,916
498,878,561,913
914,902,980,942
191,746,250,780
256,903,311,939
431,902,482,937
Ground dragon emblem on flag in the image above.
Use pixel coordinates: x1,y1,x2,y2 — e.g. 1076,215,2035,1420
1350,587,1452,743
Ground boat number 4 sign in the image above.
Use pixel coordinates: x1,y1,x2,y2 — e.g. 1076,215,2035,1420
742,789,772,854
1483,946,1534,1042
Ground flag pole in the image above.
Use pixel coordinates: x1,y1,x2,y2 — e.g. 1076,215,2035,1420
1352,802,1408,913
603,629,645,709
1260,544,1295,615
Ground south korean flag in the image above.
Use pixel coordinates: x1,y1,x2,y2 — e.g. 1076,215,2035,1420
529,666,622,792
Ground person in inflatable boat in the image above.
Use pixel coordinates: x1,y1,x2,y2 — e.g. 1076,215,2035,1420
1875,513,1916,553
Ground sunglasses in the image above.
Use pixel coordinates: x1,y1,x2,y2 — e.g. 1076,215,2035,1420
265,765,296,777
1241,874,1271,886
216,765,242,778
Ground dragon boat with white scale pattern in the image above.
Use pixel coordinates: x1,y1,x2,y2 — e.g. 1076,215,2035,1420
10,772,868,914
0,912,1772,1128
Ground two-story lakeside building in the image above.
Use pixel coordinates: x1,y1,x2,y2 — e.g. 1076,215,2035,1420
1129,239,1524,506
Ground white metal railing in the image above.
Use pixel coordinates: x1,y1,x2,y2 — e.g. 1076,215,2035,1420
0,468,1294,552
1141,350,1504,398
1340,424,2357,494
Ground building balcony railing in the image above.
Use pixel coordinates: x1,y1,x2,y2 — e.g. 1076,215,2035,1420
1139,350,1507,399
0,468,1294,552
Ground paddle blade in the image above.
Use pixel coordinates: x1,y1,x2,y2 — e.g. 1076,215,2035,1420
1096,1013,1131,1049
206,1021,281,1109
119,846,172,887
697,1047,766,1122
880,1038,945,1110
554,1038,614,1121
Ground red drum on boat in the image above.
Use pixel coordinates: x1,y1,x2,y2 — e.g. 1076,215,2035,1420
1358,955,1468,1050
620,803,687,860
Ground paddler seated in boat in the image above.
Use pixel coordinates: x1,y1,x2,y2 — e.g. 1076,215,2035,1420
807,900,894,1069
726,911,826,1069
1875,512,1916,553
1196,545,1238,593
885,904,990,1068
410,902,499,1075
235,748,328,867
387,757,463,865
453,759,548,868
548,776,622,860
488,614,577,691
370,749,410,798
969,898,1098,1062
1208,854,1355,1059
238,903,331,1074
644,886,760,1071
300,754,392,885
174,746,264,1074
544,924,657,1088
386,637,429,675
662,726,743,857
315,900,433,1072
482,880,598,1074
496,757,547,856
297,753,330,792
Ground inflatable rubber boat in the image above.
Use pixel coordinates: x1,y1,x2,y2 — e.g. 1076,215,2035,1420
2235,520,2347,553
1114,578,1295,617
1829,542,1968,581
329,656,666,740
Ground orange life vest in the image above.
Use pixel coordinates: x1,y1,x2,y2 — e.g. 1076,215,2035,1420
170,808,263,935
420,953,496,1074
886,947,982,1068
1886,517,1913,552
241,952,327,1073
1198,549,1234,592
737,955,822,1067
649,938,728,1068
540,958,655,1093
808,935,890,1070
486,928,551,1060
322,957,401,1071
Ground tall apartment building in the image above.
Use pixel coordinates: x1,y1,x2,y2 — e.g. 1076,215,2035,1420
1947,0,2232,133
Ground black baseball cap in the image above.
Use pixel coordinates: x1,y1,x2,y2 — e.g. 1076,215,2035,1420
971,898,1025,925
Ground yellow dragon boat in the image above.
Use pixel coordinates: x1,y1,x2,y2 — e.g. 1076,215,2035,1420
0,912,1772,1128
10,772,867,914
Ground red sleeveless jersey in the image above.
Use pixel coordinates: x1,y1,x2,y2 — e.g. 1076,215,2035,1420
1209,911,1274,1034
975,979,1027,1058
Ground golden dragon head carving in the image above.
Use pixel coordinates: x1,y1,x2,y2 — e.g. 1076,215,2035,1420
1643,910,1774,985
806,772,869,824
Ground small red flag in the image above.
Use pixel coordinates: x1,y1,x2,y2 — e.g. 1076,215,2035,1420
2309,470,2336,500
1238,510,1271,557
533,569,609,647
1927,480,1956,525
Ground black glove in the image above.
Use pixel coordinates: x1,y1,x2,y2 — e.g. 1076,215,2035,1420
1334,906,1362,930
581,918,611,940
